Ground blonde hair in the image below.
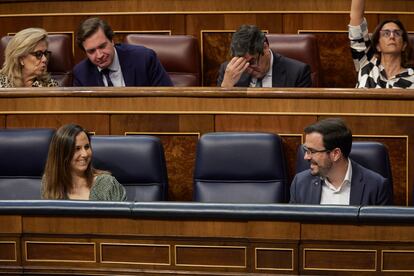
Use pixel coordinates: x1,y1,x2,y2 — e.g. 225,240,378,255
0,28,51,87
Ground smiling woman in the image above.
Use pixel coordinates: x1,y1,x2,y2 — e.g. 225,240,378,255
41,124,127,201
349,0,414,88
0,28,58,88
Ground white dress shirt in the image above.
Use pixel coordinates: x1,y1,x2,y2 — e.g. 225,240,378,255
320,158,352,205
98,49,125,87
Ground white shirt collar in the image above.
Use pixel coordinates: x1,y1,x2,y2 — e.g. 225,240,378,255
97,47,121,73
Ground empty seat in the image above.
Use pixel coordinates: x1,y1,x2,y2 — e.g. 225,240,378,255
296,141,393,195
0,34,74,86
0,128,55,199
124,34,201,86
193,132,288,203
266,34,321,87
91,135,168,201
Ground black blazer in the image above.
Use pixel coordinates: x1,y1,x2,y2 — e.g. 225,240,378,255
289,160,393,205
217,51,312,87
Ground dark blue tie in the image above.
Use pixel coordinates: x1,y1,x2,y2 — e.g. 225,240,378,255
255,78,263,87
101,68,113,87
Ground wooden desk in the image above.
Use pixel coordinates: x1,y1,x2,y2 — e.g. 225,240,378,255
1,202,414,275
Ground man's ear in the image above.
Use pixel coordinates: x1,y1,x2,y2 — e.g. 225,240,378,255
331,148,342,162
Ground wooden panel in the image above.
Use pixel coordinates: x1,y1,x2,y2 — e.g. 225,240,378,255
6,114,110,134
0,242,17,262
302,224,414,242
255,247,294,271
382,250,414,272
247,221,300,240
25,241,95,262
202,31,232,87
23,217,249,237
101,243,170,265
0,115,5,128
303,248,376,272
0,216,21,234
175,245,246,268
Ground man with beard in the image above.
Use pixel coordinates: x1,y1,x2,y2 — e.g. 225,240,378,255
217,25,311,88
73,17,172,87
289,118,392,205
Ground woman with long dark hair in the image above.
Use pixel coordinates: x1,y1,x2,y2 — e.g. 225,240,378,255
42,124,126,201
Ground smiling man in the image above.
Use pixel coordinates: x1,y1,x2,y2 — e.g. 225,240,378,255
289,118,392,205
217,25,311,88
73,17,172,87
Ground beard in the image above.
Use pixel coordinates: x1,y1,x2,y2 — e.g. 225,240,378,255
309,159,333,177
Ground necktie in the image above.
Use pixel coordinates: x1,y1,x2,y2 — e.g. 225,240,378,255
101,68,113,87
255,78,263,87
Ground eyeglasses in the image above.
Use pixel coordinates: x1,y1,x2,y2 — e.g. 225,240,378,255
302,145,330,155
247,53,262,67
380,29,403,38
29,50,51,60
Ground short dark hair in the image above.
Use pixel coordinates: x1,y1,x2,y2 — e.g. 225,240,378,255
371,19,412,68
76,17,114,51
304,118,352,158
230,25,266,57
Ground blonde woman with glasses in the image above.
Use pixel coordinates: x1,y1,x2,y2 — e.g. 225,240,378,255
349,0,413,88
0,28,58,87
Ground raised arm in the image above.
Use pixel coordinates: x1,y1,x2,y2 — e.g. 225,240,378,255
350,0,365,26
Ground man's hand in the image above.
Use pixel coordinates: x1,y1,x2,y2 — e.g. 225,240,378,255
221,56,250,88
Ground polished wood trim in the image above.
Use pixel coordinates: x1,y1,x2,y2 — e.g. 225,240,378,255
254,247,294,271
381,250,414,272
175,244,247,268
24,241,96,263
0,241,17,262
100,242,171,265
125,132,201,138
303,248,377,272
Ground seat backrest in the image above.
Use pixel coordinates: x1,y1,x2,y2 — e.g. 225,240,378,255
266,34,321,87
0,34,74,86
124,34,201,86
296,141,393,192
193,132,288,203
91,135,168,201
0,128,55,199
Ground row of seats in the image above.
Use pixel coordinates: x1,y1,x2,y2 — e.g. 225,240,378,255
0,129,393,203
0,33,321,87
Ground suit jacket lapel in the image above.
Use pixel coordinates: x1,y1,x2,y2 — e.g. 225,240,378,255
349,161,364,205
116,45,134,86
310,176,322,204
271,51,287,87
237,72,252,87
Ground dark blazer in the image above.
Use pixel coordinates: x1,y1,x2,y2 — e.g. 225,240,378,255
289,160,393,205
217,51,312,87
73,44,173,87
